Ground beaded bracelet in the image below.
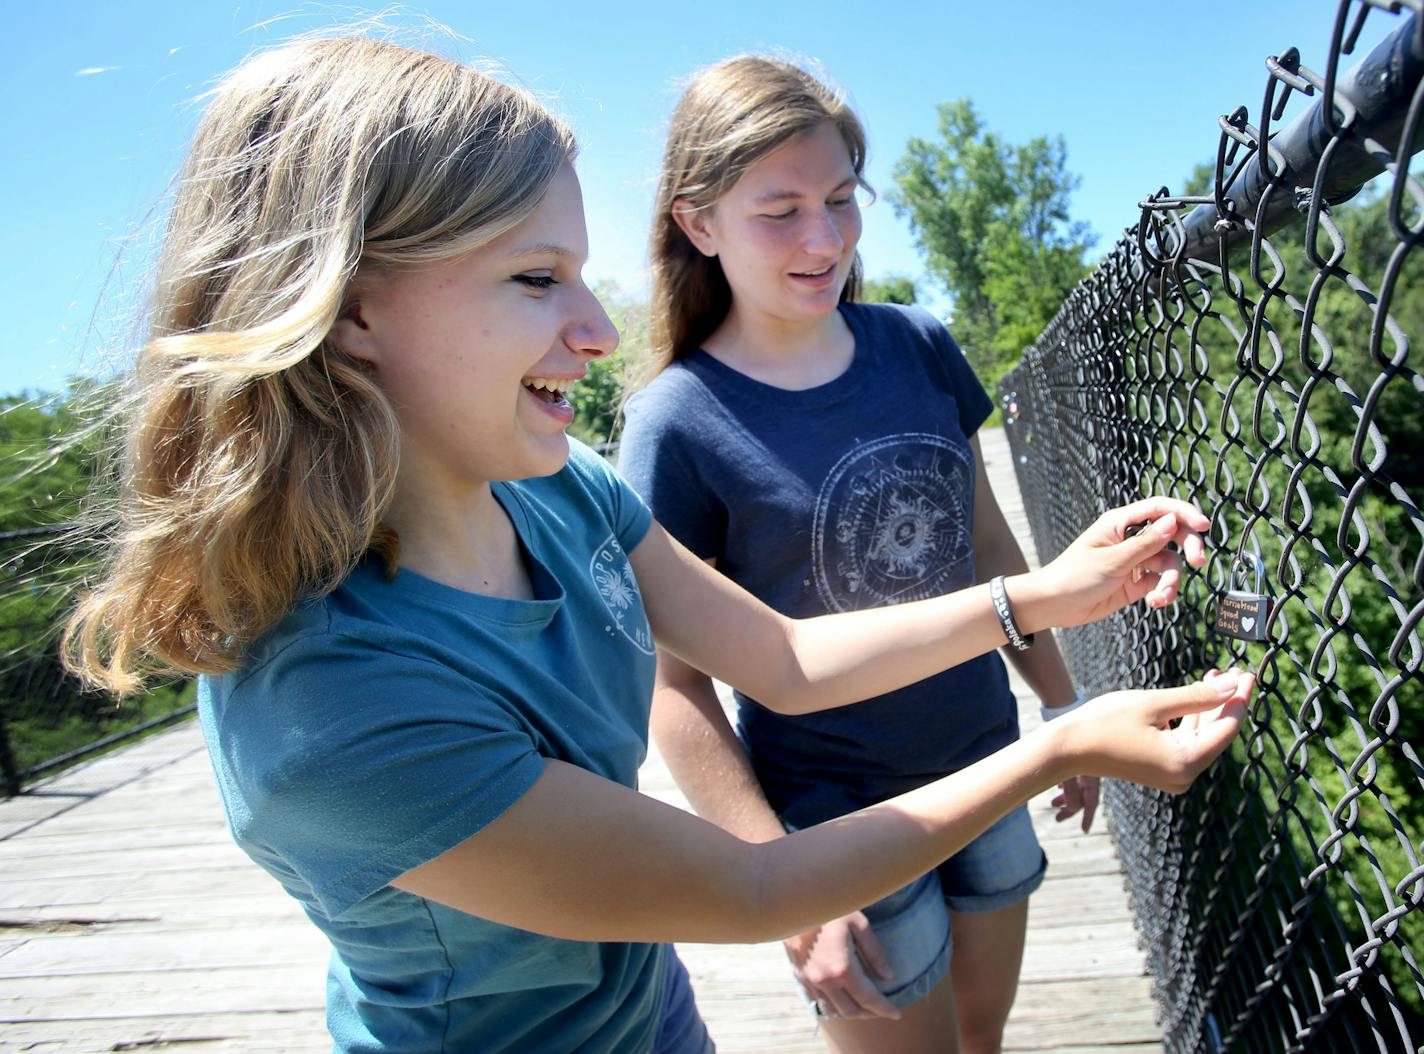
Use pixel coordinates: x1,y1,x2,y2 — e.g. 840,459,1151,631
988,575,1034,651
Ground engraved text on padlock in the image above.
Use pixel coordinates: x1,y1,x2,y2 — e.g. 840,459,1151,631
1214,589,1273,642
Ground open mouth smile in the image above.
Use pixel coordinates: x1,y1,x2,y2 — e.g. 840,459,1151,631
523,376,578,424
789,263,839,289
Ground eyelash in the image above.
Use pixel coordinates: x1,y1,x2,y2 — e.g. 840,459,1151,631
515,274,558,290
763,198,855,221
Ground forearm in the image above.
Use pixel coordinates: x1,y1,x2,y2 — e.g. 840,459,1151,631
495,728,1064,944
650,676,785,843
394,673,1251,945
767,572,1047,714
975,534,1078,708
636,503,1204,720
743,726,1062,939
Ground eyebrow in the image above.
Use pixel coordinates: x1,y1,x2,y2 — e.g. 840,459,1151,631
505,242,577,259
753,177,857,205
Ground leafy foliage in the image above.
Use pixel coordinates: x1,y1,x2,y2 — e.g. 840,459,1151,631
891,99,1093,390
0,384,190,788
860,274,917,305
569,281,646,449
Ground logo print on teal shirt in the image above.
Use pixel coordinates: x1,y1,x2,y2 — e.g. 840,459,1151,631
591,535,655,655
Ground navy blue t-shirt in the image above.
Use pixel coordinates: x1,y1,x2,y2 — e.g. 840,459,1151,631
619,302,1017,829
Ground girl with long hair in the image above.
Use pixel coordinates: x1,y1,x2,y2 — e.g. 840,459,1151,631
620,56,1113,1053
67,35,1250,1053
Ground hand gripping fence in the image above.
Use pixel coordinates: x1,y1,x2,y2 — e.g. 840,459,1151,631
1000,2,1424,1050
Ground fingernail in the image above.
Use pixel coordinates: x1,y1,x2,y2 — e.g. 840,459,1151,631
1208,671,1240,693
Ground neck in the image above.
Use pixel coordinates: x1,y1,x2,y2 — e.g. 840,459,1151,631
704,304,853,390
383,472,532,600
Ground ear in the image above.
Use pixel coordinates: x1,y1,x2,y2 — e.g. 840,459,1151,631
671,197,719,257
328,298,381,366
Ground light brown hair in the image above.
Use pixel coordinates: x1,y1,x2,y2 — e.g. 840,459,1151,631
641,56,869,386
64,36,575,694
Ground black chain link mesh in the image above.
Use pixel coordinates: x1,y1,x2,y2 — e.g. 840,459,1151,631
1001,3,1424,1050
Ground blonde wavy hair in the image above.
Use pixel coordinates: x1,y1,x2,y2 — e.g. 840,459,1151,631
64,36,575,695
639,55,869,387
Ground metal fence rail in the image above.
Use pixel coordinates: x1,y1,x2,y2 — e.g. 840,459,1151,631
0,521,193,797
1001,2,1424,1051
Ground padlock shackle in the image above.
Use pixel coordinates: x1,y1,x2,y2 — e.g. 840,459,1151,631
1231,550,1266,594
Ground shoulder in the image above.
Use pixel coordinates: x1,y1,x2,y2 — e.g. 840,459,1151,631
226,590,462,713
210,590,528,790
618,363,717,480
622,362,712,436
518,437,652,548
201,593,544,919
845,301,954,348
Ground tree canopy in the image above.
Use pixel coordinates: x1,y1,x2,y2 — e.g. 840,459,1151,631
860,274,917,305
891,99,1093,389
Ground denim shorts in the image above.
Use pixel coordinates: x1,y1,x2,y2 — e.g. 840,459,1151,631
652,948,716,1053
803,804,1047,1011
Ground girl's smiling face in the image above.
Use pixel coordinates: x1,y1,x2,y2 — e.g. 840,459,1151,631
676,120,862,329
333,164,618,491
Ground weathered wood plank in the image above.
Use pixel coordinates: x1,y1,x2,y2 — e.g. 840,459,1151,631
1,1011,329,1054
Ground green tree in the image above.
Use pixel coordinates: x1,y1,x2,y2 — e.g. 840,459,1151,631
569,281,646,449
0,384,192,788
860,274,917,305
891,99,1093,389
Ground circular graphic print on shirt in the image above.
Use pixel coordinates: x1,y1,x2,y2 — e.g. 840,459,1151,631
811,433,974,612
590,534,655,655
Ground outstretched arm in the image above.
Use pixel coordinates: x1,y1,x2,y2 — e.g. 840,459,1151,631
633,497,1207,716
393,672,1253,944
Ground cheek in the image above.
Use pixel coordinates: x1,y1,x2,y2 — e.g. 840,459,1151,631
839,209,863,254
718,226,779,283
746,222,804,266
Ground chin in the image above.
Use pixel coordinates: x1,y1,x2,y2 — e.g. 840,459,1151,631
520,433,573,480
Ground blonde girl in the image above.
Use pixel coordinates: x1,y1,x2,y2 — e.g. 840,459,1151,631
67,35,1250,1054
621,57,1105,1053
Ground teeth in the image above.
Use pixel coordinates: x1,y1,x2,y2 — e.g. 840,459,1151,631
795,266,832,277
524,377,566,392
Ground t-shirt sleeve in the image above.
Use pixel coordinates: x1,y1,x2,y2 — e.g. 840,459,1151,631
617,384,727,560
564,437,653,553
909,307,994,437
220,634,546,920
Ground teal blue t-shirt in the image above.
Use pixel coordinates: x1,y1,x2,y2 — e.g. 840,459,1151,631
198,440,664,1053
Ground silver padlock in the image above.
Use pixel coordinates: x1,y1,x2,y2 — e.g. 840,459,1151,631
1213,552,1273,642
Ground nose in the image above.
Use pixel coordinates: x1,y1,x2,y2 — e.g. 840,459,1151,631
566,284,620,359
803,206,846,257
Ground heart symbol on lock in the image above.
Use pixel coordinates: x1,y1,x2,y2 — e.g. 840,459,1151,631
1241,617,1256,632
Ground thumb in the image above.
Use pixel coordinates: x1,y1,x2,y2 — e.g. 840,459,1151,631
1146,671,1242,724
849,915,893,982
1123,512,1177,560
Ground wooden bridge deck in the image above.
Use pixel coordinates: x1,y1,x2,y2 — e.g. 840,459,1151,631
0,427,1165,1052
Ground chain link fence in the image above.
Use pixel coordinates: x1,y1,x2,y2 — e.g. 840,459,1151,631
0,470,193,798
1001,3,1423,1049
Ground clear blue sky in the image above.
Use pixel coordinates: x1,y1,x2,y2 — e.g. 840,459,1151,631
0,0,1397,395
